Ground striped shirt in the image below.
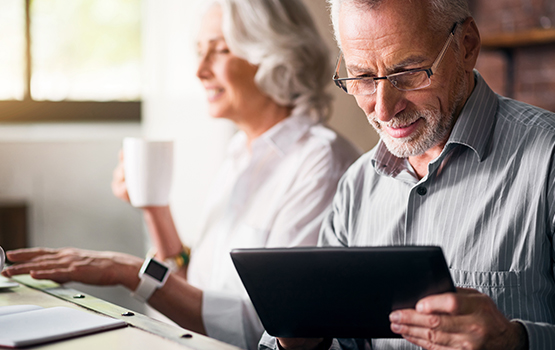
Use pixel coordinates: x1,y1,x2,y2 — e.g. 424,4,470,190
259,72,555,350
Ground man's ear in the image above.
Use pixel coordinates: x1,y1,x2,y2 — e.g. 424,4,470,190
460,17,481,73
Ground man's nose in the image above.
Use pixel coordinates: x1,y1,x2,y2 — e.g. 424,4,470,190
373,80,406,122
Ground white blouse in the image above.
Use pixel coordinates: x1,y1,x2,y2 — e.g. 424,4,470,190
187,113,360,350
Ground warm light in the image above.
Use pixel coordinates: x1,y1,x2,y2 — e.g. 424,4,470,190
0,0,142,102
0,0,26,100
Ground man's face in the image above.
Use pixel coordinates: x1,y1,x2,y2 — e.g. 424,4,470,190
338,1,468,158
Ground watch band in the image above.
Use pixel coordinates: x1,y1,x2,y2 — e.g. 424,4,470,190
146,245,191,272
132,276,158,303
131,257,170,303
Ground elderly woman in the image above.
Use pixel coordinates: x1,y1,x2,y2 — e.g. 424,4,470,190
3,1,360,349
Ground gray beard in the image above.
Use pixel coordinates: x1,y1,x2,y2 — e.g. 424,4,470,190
370,69,468,158
374,108,455,158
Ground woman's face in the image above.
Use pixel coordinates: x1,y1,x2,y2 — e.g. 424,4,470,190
196,5,264,122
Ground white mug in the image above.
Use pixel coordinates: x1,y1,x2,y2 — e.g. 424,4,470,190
123,138,174,207
0,246,5,271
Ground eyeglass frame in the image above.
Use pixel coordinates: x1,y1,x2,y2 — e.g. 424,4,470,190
332,22,459,96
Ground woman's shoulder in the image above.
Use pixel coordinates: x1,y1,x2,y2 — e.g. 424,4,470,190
303,123,362,162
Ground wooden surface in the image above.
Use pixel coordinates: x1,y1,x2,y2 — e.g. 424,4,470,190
0,275,239,350
481,28,555,49
0,101,141,123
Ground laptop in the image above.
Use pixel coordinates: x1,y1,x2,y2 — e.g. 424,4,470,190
231,246,455,339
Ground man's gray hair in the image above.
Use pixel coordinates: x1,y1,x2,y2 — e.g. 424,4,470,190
327,0,471,48
214,0,332,121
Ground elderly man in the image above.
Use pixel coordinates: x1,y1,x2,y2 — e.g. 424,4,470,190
259,0,555,349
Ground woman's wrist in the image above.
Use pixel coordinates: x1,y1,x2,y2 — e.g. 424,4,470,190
141,206,184,259
147,245,190,272
110,252,143,291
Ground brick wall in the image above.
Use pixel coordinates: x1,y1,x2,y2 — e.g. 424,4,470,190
471,0,555,112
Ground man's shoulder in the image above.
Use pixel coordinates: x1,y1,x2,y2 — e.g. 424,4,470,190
488,95,555,163
497,95,555,132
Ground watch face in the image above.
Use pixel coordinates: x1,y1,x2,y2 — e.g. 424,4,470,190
145,259,168,282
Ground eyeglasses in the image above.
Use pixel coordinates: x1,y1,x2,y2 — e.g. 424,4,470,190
333,22,459,96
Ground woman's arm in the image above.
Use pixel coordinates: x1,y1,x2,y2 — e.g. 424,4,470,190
148,273,206,334
2,247,206,334
142,206,188,278
112,150,188,277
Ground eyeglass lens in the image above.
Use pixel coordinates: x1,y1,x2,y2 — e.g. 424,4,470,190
343,71,431,95
336,55,432,96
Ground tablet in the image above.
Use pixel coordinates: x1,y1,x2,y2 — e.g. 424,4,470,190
230,246,455,339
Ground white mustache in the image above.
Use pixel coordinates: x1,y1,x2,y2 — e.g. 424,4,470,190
380,110,429,129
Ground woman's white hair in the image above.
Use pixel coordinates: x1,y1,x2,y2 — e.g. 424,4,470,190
327,0,471,49
213,0,332,121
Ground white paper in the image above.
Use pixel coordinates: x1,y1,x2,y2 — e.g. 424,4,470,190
0,305,126,348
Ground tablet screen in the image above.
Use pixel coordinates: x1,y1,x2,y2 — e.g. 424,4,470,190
231,246,455,338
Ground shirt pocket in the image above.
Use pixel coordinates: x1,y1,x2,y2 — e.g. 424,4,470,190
451,269,521,290
450,269,522,319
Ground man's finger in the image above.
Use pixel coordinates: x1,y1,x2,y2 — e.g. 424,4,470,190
391,312,470,334
415,291,477,315
418,290,490,317
390,309,475,334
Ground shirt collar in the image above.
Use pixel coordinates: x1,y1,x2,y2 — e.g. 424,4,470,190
445,71,498,162
227,111,316,158
372,70,499,176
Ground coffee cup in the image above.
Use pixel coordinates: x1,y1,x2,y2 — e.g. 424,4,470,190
123,138,174,207
0,246,5,271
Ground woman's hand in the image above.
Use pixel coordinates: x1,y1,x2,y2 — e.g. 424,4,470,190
2,247,143,290
111,150,130,203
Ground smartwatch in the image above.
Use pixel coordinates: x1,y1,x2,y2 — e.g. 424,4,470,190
145,246,190,273
131,257,170,303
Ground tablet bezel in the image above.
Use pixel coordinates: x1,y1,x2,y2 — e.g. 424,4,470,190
231,246,455,339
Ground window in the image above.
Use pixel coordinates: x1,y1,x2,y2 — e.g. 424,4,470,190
0,0,141,122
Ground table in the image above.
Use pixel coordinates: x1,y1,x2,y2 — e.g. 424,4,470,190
0,275,239,350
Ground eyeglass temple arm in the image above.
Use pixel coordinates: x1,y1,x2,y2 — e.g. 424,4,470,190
332,52,342,80
430,22,459,73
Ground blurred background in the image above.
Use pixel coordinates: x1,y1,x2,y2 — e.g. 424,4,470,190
0,0,553,314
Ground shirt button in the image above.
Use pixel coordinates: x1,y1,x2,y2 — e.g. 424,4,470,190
416,187,427,196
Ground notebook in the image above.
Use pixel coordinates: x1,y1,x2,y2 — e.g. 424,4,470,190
231,246,455,338
0,305,127,348
0,275,18,289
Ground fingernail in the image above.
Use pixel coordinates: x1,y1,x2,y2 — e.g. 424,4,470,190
389,311,400,323
416,302,425,312
391,323,401,332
